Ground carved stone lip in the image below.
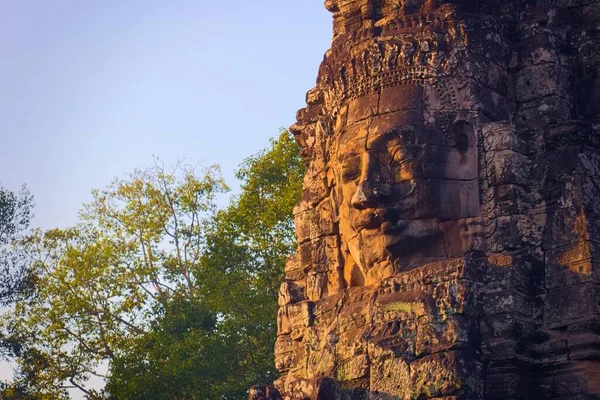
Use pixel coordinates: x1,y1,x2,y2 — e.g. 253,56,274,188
381,219,409,233
353,210,415,232
352,209,385,230
352,205,418,231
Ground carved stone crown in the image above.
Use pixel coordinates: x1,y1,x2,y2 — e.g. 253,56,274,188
316,14,468,107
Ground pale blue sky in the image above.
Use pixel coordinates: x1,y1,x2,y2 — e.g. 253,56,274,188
0,1,331,230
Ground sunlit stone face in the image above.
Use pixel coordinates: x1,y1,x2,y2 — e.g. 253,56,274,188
326,80,484,286
333,97,445,286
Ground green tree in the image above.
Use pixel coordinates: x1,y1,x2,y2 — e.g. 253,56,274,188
105,130,304,399
1,163,227,398
0,184,36,399
201,130,304,390
105,295,241,400
0,184,34,304
2,131,304,399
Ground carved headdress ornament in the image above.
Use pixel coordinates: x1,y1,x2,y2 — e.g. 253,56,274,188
292,0,468,153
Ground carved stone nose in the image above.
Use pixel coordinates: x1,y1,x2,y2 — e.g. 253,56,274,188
351,152,392,209
352,182,378,209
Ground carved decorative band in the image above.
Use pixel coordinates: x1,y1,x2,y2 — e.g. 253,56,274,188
320,25,467,103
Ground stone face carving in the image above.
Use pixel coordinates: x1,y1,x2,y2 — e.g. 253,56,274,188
251,1,600,399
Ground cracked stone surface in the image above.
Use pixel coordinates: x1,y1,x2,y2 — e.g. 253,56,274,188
251,1,600,399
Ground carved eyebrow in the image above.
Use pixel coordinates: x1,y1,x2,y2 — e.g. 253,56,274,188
387,143,404,154
339,152,360,161
369,135,403,151
369,128,415,148
388,145,415,164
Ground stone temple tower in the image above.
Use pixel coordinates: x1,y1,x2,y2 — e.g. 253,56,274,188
251,0,600,398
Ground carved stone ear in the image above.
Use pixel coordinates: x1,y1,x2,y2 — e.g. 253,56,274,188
324,0,339,12
453,120,475,154
399,125,416,146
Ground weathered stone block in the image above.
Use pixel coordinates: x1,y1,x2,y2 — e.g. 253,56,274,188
348,91,379,124
368,347,410,399
415,315,475,357
336,354,370,382
546,241,600,289
410,351,482,398
278,302,315,336
428,179,480,220
482,122,528,154
489,214,543,252
517,32,562,69
307,272,328,302
432,279,479,316
517,95,572,129
484,372,520,399
279,281,306,306
516,64,572,103
378,84,423,114
368,319,417,359
423,145,478,180
481,288,533,319
439,218,486,258
544,283,599,329
284,253,307,282
485,150,531,187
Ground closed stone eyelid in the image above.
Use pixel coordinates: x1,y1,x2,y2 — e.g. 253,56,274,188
339,153,360,163
390,146,402,159
340,161,361,181
388,146,411,164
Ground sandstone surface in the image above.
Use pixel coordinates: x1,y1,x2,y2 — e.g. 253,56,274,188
253,1,600,398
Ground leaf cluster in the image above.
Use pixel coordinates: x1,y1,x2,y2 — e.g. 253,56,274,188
0,185,35,305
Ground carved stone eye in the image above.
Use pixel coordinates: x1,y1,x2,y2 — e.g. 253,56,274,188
381,0,403,10
399,127,415,146
391,0,403,10
390,146,405,164
340,155,361,182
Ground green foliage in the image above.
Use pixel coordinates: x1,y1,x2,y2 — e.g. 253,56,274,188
0,382,44,400
206,130,304,383
105,296,242,400
203,130,304,307
0,184,34,305
1,163,227,398
106,130,304,399
2,131,304,399
0,184,36,399
0,185,33,246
